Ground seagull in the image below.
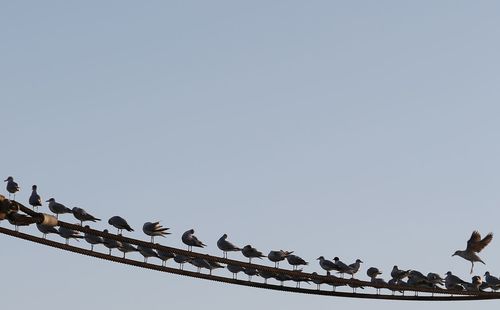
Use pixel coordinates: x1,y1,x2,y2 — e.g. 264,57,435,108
445,271,468,290
227,264,245,279
173,254,192,270
157,249,175,266
36,223,59,238
453,230,493,274
108,216,134,235
72,207,101,226
143,221,170,243
102,229,123,255
190,258,212,273
118,242,138,258
243,267,259,281
391,265,410,282
4,176,19,200
258,269,276,284
241,245,265,263
8,213,32,231
465,276,483,291
317,256,338,275
426,272,444,287
58,226,83,245
273,273,293,286
29,185,42,211
46,198,72,219
286,254,308,271
206,259,225,275
310,272,325,290
484,272,500,291
137,244,159,263
217,234,241,258
182,229,206,251
83,228,103,251
291,274,310,288
346,259,363,278
268,250,293,268
333,257,351,278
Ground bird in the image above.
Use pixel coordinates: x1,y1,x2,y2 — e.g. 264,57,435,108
58,226,83,245
484,272,500,291
108,216,134,235
241,245,266,263
46,198,72,219
4,176,19,200
83,228,103,252
310,272,325,290
333,257,351,278
391,265,409,282
182,229,206,251
268,250,293,268
29,185,42,211
189,258,212,273
173,254,192,270
227,264,245,279
317,256,339,275
453,230,493,274
36,223,59,238
445,271,468,290
286,254,308,271
72,207,101,226
217,234,241,258
367,267,383,279
157,249,175,266
465,276,483,291
206,259,225,275
346,259,363,278
142,221,170,243
118,242,138,258
137,244,159,263
426,272,444,287
258,269,276,284
243,267,259,281
102,229,123,255
8,213,32,231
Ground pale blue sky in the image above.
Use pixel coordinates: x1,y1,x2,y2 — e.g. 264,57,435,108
2,1,500,309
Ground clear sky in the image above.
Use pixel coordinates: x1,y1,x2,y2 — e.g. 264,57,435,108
2,1,500,309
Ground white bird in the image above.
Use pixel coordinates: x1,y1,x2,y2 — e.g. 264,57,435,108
137,244,159,263
453,230,493,274
29,185,42,211
317,256,339,275
217,234,241,258
268,250,293,268
46,198,72,219
118,242,138,258
102,229,123,255
4,176,19,200
36,223,59,238
286,254,308,271
72,207,101,226
58,226,83,245
143,221,170,243
241,245,265,263
108,216,134,235
182,229,206,251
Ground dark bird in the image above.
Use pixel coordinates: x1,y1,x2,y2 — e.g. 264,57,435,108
268,250,293,268
181,229,206,251
453,230,493,274
241,245,265,263
143,221,170,243
286,254,308,271
216,234,241,258
29,185,42,211
4,176,19,200
36,223,59,238
108,216,134,235
72,207,101,226
58,226,83,245
46,198,72,219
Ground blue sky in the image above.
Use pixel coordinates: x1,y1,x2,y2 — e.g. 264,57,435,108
2,1,500,309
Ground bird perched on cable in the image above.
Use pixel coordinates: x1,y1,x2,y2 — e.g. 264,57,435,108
4,176,20,200
453,230,493,274
286,254,308,271
241,245,266,263
333,257,351,278
46,198,72,219
108,216,134,235
217,234,241,258
182,229,206,251
346,259,363,278
58,226,83,245
390,265,410,282
445,271,468,290
29,185,42,211
36,223,60,238
137,244,159,263
484,272,500,291
317,256,339,275
143,221,170,242
268,250,293,268
72,207,101,226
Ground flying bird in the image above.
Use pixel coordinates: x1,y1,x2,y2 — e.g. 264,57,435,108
142,221,170,243
29,185,42,211
453,230,493,274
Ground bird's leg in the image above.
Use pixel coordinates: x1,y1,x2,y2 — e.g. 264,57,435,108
66,239,69,245
90,244,93,251
123,253,126,259
470,262,474,274
109,249,112,255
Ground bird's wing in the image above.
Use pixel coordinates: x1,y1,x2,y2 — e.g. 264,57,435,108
467,231,493,253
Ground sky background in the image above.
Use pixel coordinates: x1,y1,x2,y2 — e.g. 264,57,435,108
2,1,500,309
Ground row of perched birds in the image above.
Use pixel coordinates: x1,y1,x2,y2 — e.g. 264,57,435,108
3,176,500,293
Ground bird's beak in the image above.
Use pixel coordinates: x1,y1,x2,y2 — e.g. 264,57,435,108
451,253,455,257
3,179,7,182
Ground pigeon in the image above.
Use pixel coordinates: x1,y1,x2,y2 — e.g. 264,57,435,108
36,223,59,238
286,254,308,271
268,250,293,268
317,256,339,275
241,245,266,263
217,234,241,258
4,176,19,200
72,207,101,226
102,229,123,255
445,271,468,290
108,216,134,235
118,242,138,258
453,230,493,274
137,244,159,263
58,226,83,245
46,198,72,219
182,229,206,251
142,221,170,243
29,185,42,211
